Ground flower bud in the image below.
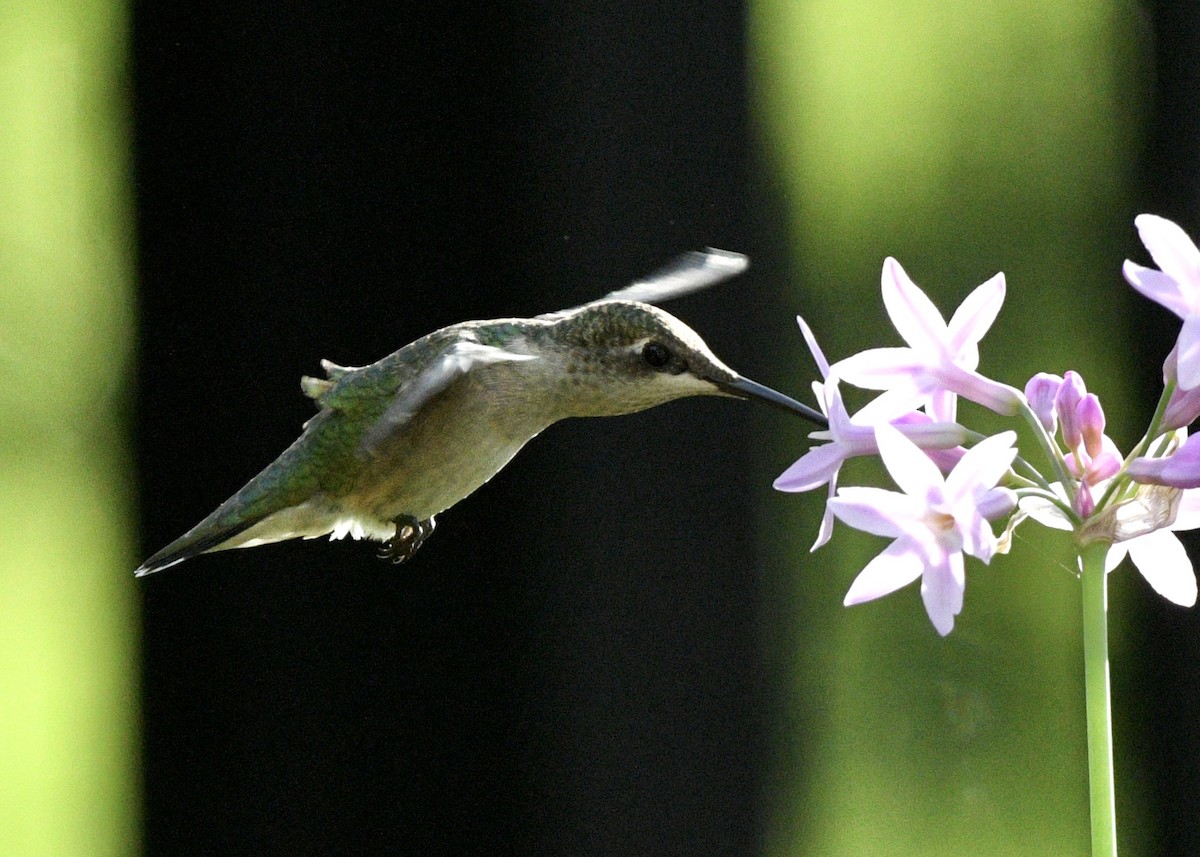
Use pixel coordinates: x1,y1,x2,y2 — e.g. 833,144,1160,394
1074,480,1095,518
1079,394,1106,459
1055,370,1087,450
1024,372,1063,433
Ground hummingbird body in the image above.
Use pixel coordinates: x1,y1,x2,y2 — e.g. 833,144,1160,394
136,252,826,576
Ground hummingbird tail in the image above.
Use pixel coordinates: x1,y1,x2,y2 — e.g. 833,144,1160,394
134,515,260,577
134,498,389,576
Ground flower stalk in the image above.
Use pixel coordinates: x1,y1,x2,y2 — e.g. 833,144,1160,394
1080,539,1117,857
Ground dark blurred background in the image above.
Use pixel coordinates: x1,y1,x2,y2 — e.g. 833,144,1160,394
133,4,783,856
2,2,1197,856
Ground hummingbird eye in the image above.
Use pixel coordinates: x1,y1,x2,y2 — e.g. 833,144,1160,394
641,341,672,369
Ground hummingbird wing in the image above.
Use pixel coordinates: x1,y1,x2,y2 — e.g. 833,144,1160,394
595,248,748,304
357,336,536,455
538,248,748,321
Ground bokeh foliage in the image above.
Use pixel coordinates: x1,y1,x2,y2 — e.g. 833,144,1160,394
0,2,138,855
751,2,1146,854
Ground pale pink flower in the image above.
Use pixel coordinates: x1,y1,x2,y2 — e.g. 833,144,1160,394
832,258,1024,421
829,424,1017,636
1123,214,1200,389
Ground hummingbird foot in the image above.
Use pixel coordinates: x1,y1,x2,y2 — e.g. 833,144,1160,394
379,515,437,564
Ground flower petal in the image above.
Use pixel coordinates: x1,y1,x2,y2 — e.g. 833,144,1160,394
796,314,831,377
932,363,1025,415
1177,314,1200,390
823,377,856,435
920,551,965,636
1134,214,1200,302
843,538,925,605
874,422,945,501
1084,437,1123,483
1161,375,1200,431
944,431,1018,505
946,272,1005,363
774,443,845,493
1104,543,1129,574
850,384,932,424
1169,487,1200,531
880,257,948,355
974,486,1017,523
1127,529,1198,606
833,347,931,390
957,506,997,563
1129,431,1200,488
811,473,838,552
828,487,923,538
1122,261,1191,318
927,387,957,423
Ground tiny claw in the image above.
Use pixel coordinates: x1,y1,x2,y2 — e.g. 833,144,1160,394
378,514,437,565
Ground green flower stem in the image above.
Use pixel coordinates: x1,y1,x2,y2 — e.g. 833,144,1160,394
1080,540,1117,857
1017,402,1077,503
1096,380,1175,511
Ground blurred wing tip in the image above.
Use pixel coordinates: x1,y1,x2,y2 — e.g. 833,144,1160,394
598,247,750,305
699,247,748,271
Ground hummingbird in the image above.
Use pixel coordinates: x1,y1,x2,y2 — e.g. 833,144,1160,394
135,250,826,576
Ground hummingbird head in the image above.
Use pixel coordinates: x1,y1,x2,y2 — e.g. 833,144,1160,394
547,301,826,425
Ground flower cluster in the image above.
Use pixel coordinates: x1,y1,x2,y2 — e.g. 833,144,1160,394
777,216,1200,635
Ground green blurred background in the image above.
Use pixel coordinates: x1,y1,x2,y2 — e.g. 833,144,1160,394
752,2,1148,855
0,2,139,856
3,1,1197,855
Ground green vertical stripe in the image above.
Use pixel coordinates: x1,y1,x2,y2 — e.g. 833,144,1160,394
752,2,1144,854
0,2,139,855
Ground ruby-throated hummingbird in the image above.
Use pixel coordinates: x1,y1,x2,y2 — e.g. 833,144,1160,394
136,250,826,576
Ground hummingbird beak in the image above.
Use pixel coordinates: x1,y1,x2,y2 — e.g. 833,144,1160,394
717,375,828,427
